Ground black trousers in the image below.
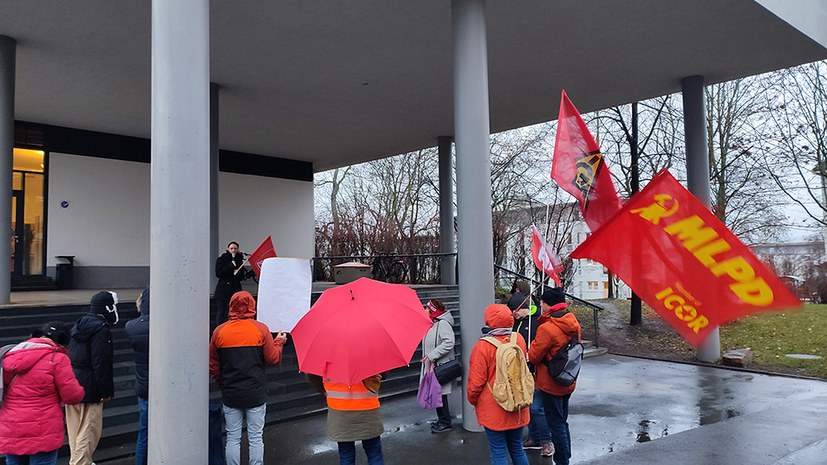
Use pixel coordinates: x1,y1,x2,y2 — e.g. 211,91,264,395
435,394,451,426
214,299,230,327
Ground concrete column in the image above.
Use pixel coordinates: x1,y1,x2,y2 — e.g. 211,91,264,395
0,36,15,304
150,1,210,464
438,135,456,285
682,75,721,362
453,0,492,432
210,82,219,291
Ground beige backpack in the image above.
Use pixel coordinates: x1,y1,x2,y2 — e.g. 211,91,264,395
482,333,534,412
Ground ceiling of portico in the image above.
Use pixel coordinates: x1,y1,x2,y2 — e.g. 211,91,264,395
2,1,826,172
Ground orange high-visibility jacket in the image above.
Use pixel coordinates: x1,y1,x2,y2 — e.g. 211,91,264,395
323,381,380,411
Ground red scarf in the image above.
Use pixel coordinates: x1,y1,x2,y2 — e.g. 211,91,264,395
538,302,568,324
428,308,447,321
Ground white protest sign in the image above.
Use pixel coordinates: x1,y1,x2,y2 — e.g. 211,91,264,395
256,257,311,332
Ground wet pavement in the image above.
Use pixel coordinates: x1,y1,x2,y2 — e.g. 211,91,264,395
102,354,827,464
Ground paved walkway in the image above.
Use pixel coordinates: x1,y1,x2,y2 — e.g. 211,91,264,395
100,354,827,465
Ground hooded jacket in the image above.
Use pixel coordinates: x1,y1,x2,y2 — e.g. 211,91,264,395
68,312,114,403
209,291,284,408
527,304,582,396
466,304,530,431
419,310,456,395
0,338,85,455
125,288,150,399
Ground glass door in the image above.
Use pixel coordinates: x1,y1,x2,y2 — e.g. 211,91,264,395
11,190,22,280
11,149,46,281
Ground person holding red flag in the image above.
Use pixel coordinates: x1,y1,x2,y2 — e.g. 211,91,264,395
213,241,251,327
527,288,582,465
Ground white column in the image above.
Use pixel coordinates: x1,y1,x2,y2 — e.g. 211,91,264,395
0,36,15,304
150,1,210,463
438,135,456,285
453,0,493,432
210,82,219,291
682,75,721,362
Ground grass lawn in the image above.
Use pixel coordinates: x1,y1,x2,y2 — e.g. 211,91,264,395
720,304,827,379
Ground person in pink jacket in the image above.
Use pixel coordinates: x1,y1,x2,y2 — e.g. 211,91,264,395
0,321,85,465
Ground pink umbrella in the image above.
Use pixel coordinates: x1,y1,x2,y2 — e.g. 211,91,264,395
291,278,432,385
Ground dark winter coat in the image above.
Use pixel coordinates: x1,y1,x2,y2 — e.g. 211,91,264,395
125,289,150,399
209,292,283,409
214,252,246,302
68,313,114,403
0,338,85,455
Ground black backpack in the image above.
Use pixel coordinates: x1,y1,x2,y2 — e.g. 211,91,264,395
545,335,583,387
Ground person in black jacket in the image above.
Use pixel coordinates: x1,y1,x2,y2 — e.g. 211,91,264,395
125,288,150,465
214,241,249,327
66,290,118,465
508,282,554,457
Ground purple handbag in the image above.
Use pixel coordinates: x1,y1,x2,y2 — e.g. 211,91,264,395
416,369,443,409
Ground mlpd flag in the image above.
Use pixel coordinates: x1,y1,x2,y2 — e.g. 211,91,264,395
248,236,278,279
531,224,563,286
571,170,800,347
551,90,623,231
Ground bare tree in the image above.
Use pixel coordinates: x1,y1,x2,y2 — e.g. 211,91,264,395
761,61,827,231
705,77,786,243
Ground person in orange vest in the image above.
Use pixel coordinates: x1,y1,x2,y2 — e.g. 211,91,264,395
308,374,385,465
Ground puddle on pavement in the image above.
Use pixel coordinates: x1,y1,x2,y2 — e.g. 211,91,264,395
634,419,669,443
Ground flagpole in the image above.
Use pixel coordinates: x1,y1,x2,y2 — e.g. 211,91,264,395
234,258,249,275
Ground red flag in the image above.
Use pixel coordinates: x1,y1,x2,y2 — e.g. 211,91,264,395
571,170,800,346
531,224,563,286
551,90,623,231
247,236,277,279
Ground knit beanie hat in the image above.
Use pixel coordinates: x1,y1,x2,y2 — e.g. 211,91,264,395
540,287,566,307
91,290,119,325
32,320,71,346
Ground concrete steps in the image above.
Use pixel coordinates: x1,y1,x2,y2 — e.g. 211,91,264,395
1,283,606,464
0,284,460,464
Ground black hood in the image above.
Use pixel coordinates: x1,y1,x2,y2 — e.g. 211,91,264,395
71,313,107,342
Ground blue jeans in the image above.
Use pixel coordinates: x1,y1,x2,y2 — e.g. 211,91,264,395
527,387,552,443
540,391,572,465
337,436,384,465
5,449,59,465
483,428,529,465
135,396,148,465
223,403,266,465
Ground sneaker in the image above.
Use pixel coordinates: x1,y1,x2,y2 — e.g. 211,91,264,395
523,438,542,450
541,442,554,457
430,423,453,433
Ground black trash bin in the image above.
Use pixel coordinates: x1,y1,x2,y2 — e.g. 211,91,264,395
55,255,75,290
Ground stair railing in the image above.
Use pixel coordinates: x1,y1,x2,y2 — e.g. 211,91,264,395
494,264,602,348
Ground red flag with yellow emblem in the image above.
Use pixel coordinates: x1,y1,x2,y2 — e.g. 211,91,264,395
571,170,800,346
551,90,623,231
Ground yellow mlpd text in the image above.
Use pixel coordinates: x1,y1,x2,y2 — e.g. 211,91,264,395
662,216,774,306
654,287,709,334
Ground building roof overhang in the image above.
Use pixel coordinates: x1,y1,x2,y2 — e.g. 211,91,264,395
2,0,826,172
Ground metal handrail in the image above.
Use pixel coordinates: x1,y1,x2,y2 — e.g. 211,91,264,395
494,264,602,348
314,252,457,261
